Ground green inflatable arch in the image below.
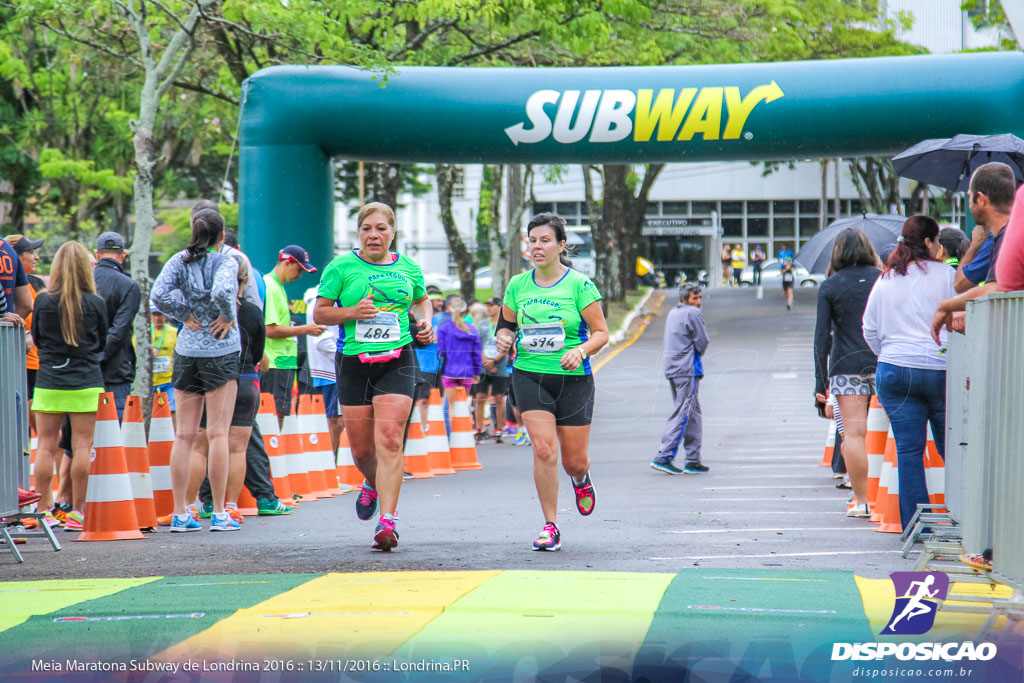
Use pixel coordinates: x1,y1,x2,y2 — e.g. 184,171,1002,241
239,51,1024,286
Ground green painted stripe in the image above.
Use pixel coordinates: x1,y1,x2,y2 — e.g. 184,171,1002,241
0,577,160,634
635,569,873,678
0,573,318,673
395,570,674,678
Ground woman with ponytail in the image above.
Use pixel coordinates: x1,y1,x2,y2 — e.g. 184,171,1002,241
862,215,956,531
151,208,241,533
31,241,109,530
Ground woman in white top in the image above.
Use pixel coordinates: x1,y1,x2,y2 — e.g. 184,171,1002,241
862,215,955,531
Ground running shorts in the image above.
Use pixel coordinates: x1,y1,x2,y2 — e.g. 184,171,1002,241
510,369,595,427
336,345,417,406
200,376,259,429
475,374,509,396
173,352,240,394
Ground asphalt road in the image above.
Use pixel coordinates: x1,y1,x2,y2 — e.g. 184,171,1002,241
5,286,916,579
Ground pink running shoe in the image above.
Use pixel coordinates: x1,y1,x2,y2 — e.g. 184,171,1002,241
572,473,596,516
372,514,399,551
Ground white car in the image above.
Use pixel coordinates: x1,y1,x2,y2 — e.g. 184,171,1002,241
739,259,824,287
476,266,493,289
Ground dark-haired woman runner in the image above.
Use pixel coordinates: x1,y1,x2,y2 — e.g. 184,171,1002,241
495,213,609,551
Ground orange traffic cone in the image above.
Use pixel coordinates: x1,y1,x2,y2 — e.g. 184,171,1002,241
310,395,343,494
924,423,945,507
426,388,455,475
873,425,902,534
335,426,362,489
78,393,145,541
298,395,334,497
404,409,433,478
449,387,482,471
865,396,889,514
256,394,293,502
148,392,175,518
282,411,317,501
121,396,158,531
236,486,259,516
820,419,836,466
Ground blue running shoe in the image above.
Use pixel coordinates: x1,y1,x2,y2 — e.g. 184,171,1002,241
356,482,379,521
209,511,239,532
650,460,683,475
170,512,202,532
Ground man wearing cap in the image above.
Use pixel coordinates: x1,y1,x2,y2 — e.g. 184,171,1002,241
93,231,141,420
5,234,46,415
651,283,709,475
263,245,326,422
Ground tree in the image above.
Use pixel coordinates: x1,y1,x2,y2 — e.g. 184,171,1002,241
476,164,503,272
848,157,902,215
435,163,477,300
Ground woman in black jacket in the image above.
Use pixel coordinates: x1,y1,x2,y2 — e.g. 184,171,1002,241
31,241,109,531
813,229,881,518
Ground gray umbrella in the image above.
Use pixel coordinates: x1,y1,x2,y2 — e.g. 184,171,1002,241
794,214,905,274
892,133,1024,192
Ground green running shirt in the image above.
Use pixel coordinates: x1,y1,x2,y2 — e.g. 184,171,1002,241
503,268,602,376
317,250,426,356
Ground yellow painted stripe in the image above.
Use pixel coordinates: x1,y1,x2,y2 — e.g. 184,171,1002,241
593,313,653,373
0,577,161,633
854,576,1013,640
395,570,675,666
154,571,500,662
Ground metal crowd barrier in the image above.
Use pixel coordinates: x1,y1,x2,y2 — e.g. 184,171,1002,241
948,293,1024,592
0,321,30,517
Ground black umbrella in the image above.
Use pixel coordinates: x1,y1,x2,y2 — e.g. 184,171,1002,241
892,133,1024,192
794,214,905,274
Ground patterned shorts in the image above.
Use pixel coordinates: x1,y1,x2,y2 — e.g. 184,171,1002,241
830,373,875,396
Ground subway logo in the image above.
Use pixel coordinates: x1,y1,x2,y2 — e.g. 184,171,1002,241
504,82,784,146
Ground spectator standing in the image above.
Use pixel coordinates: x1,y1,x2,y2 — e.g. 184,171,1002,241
304,285,343,453
31,242,108,531
651,283,709,475
812,229,881,517
720,243,733,286
862,216,955,530
730,244,746,286
149,307,178,419
0,235,31,322
994,182,1024,292
751,245,766,286
263,245,324,424
952,163,1014,293
937,228,969,268
6,235,45,419
474,297,511,442
412,294,445,426
436,293,482,417
151,209,241,533
93,231,141,420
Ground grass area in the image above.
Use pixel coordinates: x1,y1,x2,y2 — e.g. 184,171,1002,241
605,287,652,335
442,287,494,302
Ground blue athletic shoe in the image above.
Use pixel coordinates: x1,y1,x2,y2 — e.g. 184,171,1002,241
170,512,202,532
209,511,239,532
651,461,683,475
356,482,379,521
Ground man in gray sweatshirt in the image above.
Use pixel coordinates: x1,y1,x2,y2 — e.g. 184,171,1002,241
652,283,710,475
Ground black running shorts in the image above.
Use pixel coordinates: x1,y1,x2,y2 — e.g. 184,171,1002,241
200,377,259,429
476,374,509,397
510,369,595,427
172,352,240,394
336,346,417,406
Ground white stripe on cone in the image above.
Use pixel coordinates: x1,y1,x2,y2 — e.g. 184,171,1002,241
149,416,175,442
85,473,134,504
121,421,147,448
128,471,154,498
93,420,123,449
150,465,171,490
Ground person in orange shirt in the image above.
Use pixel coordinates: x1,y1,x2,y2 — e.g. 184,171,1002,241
5,234,45,425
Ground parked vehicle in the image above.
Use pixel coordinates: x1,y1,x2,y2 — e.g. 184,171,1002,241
739,259,824,287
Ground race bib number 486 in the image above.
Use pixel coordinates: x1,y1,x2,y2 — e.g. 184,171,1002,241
356,312,401,343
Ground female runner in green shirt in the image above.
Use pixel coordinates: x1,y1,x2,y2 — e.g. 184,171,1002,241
495,213,609,551
313,203,434,551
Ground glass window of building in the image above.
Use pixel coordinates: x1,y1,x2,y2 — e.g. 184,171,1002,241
748,217,769,236
774,217,796,237
721,201,743,214
800,217,820,238
773,200,795,215
556,201,579,216
534,202,554,214
798,199,820,214
692,201,717,215
646,202,660,216
748,201,769,215
662,201,688,216
722,217,743,238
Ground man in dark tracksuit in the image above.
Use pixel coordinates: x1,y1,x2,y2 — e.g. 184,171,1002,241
93,231,141,421
652,283,710,475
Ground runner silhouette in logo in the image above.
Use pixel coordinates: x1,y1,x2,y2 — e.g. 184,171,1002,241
887,574,939,631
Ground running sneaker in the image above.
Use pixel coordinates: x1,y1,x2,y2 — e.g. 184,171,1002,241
18,488,41,507
225,504,244,525
512,429,532,446
532,522,561,551
505,425,518,436
650,461,683,475
494,432,504,444
403,471,414,481
355,482,379,521
170,511,202,532
958,552,992,571
63,511,84,532
51,502,72,523
198,500,214,519
572,473,596,516
158,505,199,526
209,511,239,532
371,513,399,551
846,503,870,518
257,497,293,515
683,463,710,474
42,511,62,529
